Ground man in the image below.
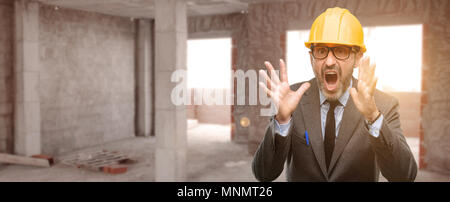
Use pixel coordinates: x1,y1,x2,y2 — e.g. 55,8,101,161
252,7,417,182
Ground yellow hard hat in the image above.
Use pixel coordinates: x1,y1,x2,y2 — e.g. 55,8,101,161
305,7,366,53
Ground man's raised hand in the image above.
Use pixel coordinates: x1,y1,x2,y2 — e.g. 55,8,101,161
350,56,380,122
259,59,310,124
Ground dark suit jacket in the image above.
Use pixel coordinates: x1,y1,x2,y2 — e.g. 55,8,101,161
252,78,417,182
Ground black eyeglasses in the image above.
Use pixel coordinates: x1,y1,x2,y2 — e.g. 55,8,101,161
311,45,359,60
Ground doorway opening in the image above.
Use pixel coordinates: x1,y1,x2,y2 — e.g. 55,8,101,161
187,37,232,143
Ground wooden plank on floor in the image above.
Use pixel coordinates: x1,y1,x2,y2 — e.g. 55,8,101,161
0,153,50,168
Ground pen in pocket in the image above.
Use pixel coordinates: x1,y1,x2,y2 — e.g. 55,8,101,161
305,130,310,146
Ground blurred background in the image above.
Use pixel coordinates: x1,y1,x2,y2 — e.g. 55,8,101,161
0,0,448,181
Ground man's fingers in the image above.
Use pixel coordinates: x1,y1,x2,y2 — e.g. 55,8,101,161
350,87,358,98
271,69,281,84
259,82,273,98
264,61,280,84
358,57,366,81
279,59,288,83
359,57,378,93
350,87,359,105
368,77,378,95
259,70,275,90
296,82,311,98
364,56,370,74
360,80,372,98
367,62,377,85
357,79,363,91
361,60,376,93
264,61,275,72
358,59,363,81
363,56,372,82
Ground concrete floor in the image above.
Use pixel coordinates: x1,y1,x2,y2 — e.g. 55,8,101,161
0,123,449,182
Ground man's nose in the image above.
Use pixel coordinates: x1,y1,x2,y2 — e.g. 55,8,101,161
325,50,337,66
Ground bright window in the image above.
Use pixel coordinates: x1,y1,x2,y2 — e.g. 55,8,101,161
187,38,231,89
287,24,422,92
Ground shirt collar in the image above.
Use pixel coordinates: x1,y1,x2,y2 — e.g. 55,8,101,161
319,79,352,107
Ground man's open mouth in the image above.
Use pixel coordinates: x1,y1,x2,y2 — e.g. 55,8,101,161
324,71,339,92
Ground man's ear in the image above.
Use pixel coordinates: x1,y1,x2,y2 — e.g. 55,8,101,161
309,51,314,67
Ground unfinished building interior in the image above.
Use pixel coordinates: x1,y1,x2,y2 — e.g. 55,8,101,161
0,0,449,181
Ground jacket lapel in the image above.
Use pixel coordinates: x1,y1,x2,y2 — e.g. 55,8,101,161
299,79,328,179
328,78,363,173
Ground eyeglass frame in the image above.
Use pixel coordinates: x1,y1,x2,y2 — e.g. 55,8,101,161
310,45,360,60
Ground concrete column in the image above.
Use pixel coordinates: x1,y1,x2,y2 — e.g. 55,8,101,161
136,19,154,137
14,0,41,156
154,0,187,181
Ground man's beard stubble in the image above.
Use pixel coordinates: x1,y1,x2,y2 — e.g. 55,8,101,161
314,64,353,101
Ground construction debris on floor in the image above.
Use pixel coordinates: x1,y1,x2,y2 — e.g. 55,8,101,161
0,153,54,168
61,150,136,175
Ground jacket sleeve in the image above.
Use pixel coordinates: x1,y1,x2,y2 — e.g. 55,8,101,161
252,116,292,182
366,97,418,182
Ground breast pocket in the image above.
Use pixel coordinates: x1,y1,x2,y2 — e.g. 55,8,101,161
292,130,309,146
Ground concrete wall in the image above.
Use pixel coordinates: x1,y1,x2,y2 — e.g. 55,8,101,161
186,88,231,125
189,0,450,173
0,0,14,153
187,105,230,125
390,92,421,138
39,5,136,155
196,105,230,125
187,104,196,120
421,16,450,172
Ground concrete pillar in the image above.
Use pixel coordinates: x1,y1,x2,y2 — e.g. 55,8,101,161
136,19,154,137
14,0,41,156
154,0,187,181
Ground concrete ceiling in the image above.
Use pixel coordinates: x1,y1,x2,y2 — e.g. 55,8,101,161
37,0,268,19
